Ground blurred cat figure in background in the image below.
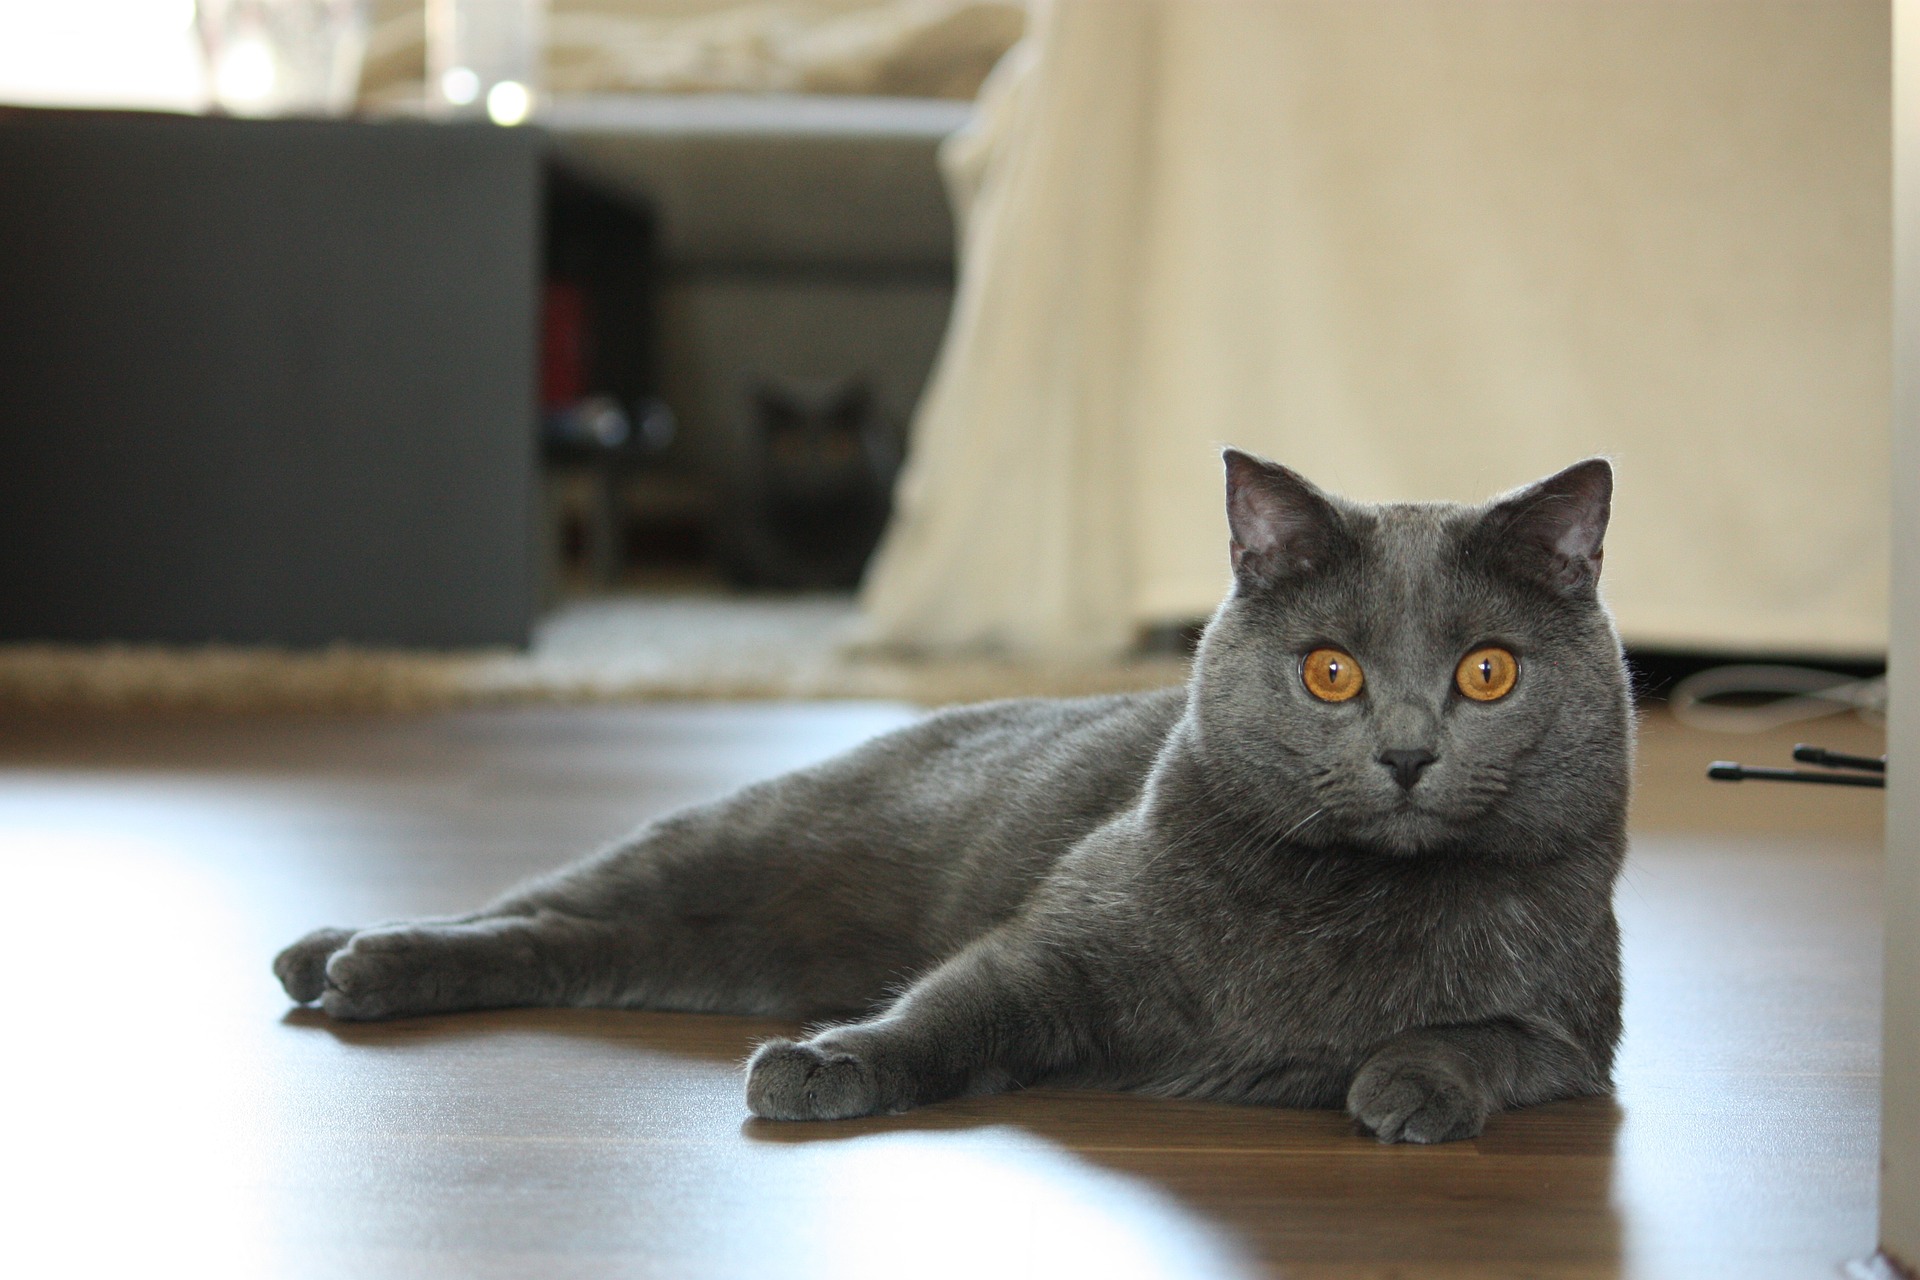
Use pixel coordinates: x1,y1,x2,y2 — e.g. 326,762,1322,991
715,375,900,590
279,449,1630,1144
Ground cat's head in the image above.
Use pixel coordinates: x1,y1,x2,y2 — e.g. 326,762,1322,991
1189,449,1631,861
747,376,893,496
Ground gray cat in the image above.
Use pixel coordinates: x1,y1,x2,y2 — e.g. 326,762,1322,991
275,449,1630,1143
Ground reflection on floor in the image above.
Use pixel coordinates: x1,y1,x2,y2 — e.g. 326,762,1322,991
0,702,1885,1279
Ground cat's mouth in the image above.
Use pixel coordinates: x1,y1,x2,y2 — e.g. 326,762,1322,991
1383,783,1446,819
1361,791,1482,855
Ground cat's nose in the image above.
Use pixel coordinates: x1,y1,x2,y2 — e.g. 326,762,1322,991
1378,748,1437,790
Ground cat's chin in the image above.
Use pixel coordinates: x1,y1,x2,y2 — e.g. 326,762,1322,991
1355,805,1471,858
1372,831,1444,858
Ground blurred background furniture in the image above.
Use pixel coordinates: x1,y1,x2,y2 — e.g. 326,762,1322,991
0,1,1012,652
0,88,969,645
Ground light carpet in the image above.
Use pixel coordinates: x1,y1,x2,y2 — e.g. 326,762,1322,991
0,594,1189,713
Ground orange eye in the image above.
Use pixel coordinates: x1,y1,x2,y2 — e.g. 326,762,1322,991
1456,647,1519,701
1302,648,1365,702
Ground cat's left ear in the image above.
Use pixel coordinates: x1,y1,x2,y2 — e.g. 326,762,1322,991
1482,459,1613,595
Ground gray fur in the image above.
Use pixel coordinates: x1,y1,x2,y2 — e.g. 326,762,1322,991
276,449,1632,1143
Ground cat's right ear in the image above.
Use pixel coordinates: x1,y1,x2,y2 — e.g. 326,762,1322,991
1224,449,1342,589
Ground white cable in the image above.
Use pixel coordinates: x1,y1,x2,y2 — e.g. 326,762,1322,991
1666,663,1886,733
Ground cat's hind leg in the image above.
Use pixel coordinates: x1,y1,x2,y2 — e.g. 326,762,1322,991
274,911,633,1021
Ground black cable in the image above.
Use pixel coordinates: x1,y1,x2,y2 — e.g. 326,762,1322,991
1790,744,1886,774
1707,762,1885,789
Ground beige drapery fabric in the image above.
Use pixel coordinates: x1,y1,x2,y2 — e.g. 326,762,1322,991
860,0,1891,658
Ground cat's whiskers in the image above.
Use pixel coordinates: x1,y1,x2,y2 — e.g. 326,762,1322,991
1277,807,1326,845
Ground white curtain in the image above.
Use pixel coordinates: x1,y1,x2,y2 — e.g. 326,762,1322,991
860,0,1891,659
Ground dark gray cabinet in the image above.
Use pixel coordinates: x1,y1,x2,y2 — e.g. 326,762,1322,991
0,107,542,648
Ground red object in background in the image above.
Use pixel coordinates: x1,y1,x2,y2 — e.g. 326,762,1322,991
541,280,590,408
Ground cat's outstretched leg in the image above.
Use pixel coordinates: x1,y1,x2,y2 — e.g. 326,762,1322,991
274,911,635,1021
744,929,1102,1120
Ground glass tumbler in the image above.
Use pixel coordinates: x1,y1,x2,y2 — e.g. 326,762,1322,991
427,0,546,126
195,0,369,117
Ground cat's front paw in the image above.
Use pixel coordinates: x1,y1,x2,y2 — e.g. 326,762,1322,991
745,1038,885,1121
1347,1057,1488,1144
274,927,356,1004
317,927,451,1021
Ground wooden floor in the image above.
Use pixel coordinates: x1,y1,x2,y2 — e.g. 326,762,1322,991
0,700,1886,1279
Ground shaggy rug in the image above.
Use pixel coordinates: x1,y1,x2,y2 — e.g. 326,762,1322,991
0,594,1188,713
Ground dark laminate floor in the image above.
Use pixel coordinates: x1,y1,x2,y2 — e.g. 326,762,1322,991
0,702,1885,1278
